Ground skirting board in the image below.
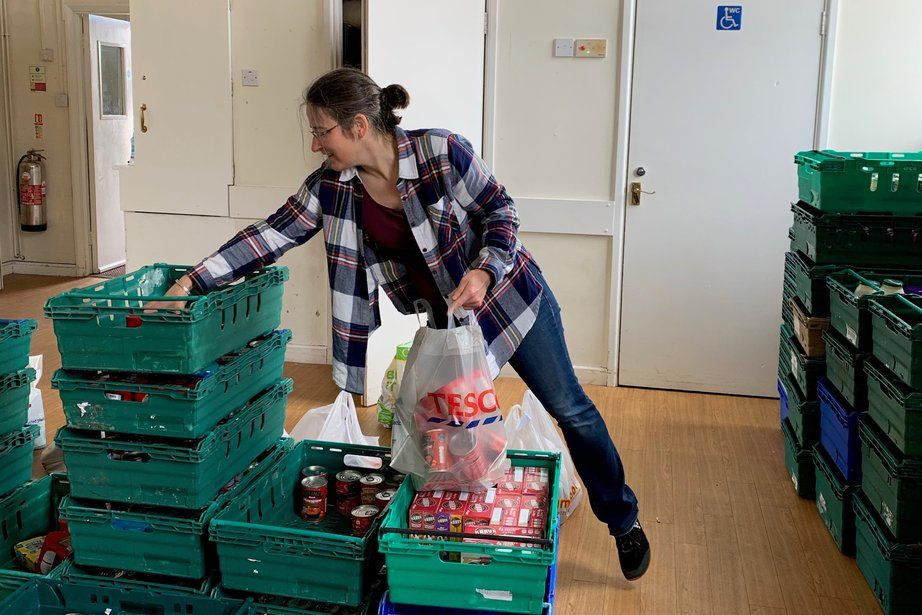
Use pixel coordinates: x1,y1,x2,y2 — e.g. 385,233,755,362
285,343,329,365
1,261,79,277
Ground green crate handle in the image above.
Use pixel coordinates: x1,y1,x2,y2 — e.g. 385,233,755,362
894,294,922,316
865,362,901,404
0,368,35,392
0,319,37,342
111,519,154,533
811,447,851,500
379,527,554,548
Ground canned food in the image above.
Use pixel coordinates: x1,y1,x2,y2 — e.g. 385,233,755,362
351,504,380,537
300,476,327,522
335,470,362,499
375,489,396,509
423,429,451,471
336,494,361,517
384,472,405,490
449,430,489,481
360,473,385,505
301,465,328,481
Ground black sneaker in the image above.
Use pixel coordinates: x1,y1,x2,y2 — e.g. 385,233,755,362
614,520,651,580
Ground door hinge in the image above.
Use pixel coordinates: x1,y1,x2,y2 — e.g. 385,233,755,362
819,10,828,36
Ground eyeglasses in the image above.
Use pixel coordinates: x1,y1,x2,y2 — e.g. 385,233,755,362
310,124,339,140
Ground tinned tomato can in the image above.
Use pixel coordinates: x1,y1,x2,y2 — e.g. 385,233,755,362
351,504,380,537
300,476,328,522
359,473,385,505
375,489,396,510
301,465,328,481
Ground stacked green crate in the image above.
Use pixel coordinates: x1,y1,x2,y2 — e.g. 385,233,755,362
44,264,292,587
0,320,38,499
794,149,922,614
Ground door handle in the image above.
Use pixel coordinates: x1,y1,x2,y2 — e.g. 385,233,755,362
629,182,655,205
140,104,148,133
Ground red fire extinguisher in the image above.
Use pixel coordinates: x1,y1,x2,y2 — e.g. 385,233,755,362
17,149,47,232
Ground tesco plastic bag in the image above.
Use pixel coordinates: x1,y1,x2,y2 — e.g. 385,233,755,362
390,311,508,491
376,342,411,428
506,390,584,521
290,390,379,447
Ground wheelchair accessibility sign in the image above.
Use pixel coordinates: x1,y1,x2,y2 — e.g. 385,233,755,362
717,6,742,31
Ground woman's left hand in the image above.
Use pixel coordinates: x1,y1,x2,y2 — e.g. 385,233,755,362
449,269,492,313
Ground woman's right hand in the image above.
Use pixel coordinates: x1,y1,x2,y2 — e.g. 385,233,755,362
143,275,194,312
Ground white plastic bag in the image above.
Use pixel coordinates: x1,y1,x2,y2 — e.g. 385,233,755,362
506,390,584,521
26,355,46,448
390,311,508,491
290,390,379,447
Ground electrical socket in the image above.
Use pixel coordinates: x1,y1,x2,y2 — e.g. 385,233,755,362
553,38,574,58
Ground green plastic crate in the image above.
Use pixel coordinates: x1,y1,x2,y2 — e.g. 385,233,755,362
211,439,396,607
782,418,815,499
854,491,922,615
215,582,385,615
0,319,36,375
784,251,838,316
0,474,69,578
0,425,38,498
58,554,216,595
795,150,922,214
869,295,922,389
0,573,30,605
812,445,856,555
57,379,291,509
61,439,292,579
782,278,796,326
865,358,922,457
0,368,34,436
823,328,868,409
790,201,922,268
54,330,291,439
827,269,922,352
44,264,289,374
778,371,819,446
780,323,825,402
859,419,922,542
379,450,561,615
0,578,253,615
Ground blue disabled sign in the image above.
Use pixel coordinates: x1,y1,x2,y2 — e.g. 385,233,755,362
717,5,742,31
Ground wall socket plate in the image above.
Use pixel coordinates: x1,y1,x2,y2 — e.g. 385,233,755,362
241,69,260,87
553,38,574,58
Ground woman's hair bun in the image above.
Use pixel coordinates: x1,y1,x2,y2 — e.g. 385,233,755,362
381,84,410,110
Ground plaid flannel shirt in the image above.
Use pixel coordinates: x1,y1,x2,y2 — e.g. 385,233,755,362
188,127,544,394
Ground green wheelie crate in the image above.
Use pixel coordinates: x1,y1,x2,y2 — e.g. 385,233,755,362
869,295,922,389
812,445,856,555
0,368,34,436
0,425,39,498
778,371,819,446
865,358,922,457
0,319,36,375
795,150,922,214
54,330,291,439
44,264,288,374
823,328,868,409
378,450,561,615
0,474,69,578
782,418,815,499
827,269,922,351
784,251,838,317
57,379,291,509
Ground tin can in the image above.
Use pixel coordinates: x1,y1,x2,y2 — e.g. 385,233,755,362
351,504,380,537
384,472,405,490
360,473,385,505
301,465,328,481
423,429,451,471
300,476,327,521
448,430,489,481
335,470,362,498
375,489,396,509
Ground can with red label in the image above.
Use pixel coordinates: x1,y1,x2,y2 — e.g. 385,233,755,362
448,430,490,482
300,476,327,522
301,465,328,481
375,489,396,509
335,470,362,498
384,473,405,490
360,473,385,505
423,429,451,471
351,504,380,537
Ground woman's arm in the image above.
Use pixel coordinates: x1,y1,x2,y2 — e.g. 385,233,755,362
145,168,325,310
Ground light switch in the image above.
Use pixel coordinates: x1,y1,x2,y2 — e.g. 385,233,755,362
241,69,260,87
575,39,607,58
553,38,574,58
54,93,68,108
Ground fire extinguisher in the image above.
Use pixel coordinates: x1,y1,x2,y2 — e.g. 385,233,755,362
17,149,47,232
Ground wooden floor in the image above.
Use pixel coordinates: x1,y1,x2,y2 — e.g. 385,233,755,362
1,273,881,614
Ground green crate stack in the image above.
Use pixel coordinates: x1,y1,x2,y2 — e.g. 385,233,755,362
793,149,922,615
45,264,292,588
0,320,38,499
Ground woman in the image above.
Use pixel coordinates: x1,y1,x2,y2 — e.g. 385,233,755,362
149,68,649,580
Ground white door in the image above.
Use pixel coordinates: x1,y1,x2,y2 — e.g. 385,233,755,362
118,0,232,217
619,1,826,396
362,0,486,404
87,15,131,272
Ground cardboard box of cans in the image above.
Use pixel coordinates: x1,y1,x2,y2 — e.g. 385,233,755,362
408,465,550,547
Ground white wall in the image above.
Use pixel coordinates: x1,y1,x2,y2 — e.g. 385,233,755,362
4,0,76,266
827,0,922,151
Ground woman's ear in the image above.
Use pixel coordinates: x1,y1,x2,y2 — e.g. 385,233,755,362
353,113,371,139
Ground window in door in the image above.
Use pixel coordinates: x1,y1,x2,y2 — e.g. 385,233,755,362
99,43,126,118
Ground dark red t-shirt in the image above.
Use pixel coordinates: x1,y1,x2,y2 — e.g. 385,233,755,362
362,191,446,313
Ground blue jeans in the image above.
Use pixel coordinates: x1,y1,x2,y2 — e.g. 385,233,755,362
507,285,639,536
